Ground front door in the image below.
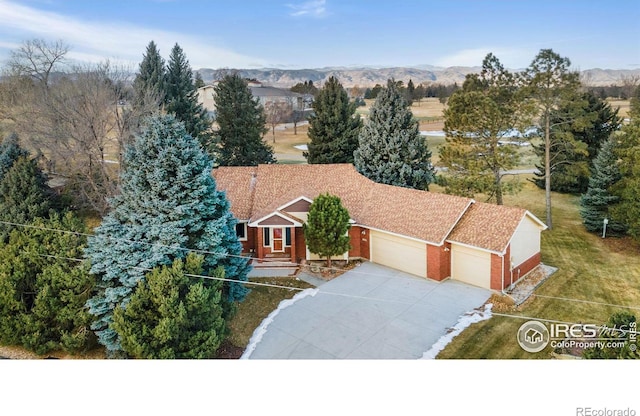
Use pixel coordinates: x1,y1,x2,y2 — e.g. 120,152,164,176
273,227,284,252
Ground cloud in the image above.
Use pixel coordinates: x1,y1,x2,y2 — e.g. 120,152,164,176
0,0,267,68
435,47,535,69
287,0,327,18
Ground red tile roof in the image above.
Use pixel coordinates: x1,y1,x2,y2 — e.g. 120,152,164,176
213,164,543,250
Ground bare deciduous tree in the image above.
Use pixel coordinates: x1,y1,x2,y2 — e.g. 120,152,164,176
7,39,70,89
264,100,292,143
1,43,157,214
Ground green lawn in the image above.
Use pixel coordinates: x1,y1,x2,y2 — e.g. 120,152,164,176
437,178,640,359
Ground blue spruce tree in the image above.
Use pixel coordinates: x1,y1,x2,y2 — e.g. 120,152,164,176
354,79,434,190
85,114,250,354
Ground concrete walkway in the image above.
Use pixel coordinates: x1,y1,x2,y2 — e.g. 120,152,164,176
244,262,492,359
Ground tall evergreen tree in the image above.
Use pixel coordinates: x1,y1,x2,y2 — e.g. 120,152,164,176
132,41,166,109
305,76,362,164
354,79,434,190
405,79,415,106
164,43,211,142
532,92,621,194
112,254,226,359
213,73,275,166
85,114,250,354
610,104,640,241
630,85,640,120
440,53,525,204
303,193,351,269
0,157,52,241
524,49,583,229
194,71,205,89
580,137,626,235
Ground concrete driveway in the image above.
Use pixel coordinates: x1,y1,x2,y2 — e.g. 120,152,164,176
243,262,492,359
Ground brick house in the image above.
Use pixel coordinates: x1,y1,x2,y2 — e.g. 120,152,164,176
213,164,547,291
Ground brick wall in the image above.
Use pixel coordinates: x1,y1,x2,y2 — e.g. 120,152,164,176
426,243,450,281
512,252,541,284
349,226,362,258
490,253,503,290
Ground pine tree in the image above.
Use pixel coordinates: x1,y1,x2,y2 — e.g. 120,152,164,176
440,53,525,204
0,213,95,354
532,92,621,194
610,107,640,241
580,137,626,235
112,254,225,359
524,49,583,229
194,71,205,89
165,43,211,143
406,79,415,106
85,114,250,354
354,79,434,190
0,156,52,241
305,76,362,164
213,73,275,166
132,41,166,108
303,193,351,268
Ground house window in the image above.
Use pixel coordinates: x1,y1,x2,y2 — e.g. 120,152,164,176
235,222,247,241
285,228,292,246
263,228,270,246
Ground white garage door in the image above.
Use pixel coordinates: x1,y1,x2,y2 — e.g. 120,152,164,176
451,244,491,288
370,230,427,278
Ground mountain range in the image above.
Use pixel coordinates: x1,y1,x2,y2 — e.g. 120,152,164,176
195,66,640,88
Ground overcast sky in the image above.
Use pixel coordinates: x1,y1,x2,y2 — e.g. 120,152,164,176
0,0,638,71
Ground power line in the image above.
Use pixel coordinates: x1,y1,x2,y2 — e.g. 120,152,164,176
36,253,427,304
38,253,308,292
22,255,640,335
0,219,427,281
532,294,640,312
6,220,640,312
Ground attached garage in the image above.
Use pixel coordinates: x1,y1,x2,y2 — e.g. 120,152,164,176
370,230,427,278
451,243,491,288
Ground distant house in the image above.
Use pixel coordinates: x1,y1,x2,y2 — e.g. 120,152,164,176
197,81,305,117
214,164,547,291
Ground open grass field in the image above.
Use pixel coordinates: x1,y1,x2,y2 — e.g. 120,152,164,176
607,98,631,118
271,98,448,164
221,97,633,166
437,176,640,359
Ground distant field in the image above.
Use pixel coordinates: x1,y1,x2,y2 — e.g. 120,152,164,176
271,96,536,169
272,98,447,164
607,99,631,118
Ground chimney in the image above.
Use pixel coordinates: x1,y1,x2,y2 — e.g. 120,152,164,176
249,172,257,191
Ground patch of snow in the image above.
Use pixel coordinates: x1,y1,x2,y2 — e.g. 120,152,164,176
498,140,530,146
420,130,446,137
294,144,308,151
240,288,319,359
420,303,493,359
